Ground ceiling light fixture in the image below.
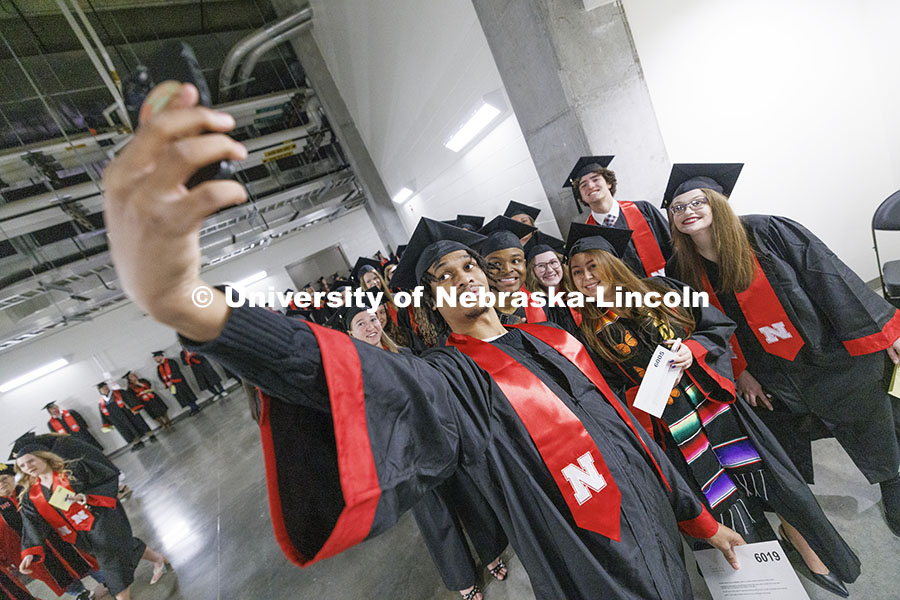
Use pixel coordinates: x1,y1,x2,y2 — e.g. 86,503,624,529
392,182,416,204
444,101,502,152
0,358,69,393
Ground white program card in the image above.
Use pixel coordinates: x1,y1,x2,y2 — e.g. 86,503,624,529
694,540,810,600
631,344,679,418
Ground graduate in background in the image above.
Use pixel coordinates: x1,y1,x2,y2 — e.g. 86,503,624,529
503,201,540,245
665,162,900,538
476,216,539,323
153,351,200,415
566,225,858,596
96,383,155,451
565,155,672,277
1,463,96,600
44,402,103,451
180,348,226,398
124,372,173,429
15,449,168,600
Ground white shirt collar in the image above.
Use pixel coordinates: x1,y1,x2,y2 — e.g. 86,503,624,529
590,202,620,224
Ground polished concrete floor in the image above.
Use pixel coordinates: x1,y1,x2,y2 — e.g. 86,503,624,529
24,385,900,599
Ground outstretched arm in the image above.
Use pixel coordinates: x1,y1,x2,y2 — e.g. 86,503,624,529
103,82,247,341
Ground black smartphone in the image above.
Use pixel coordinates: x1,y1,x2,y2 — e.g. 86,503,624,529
123,41,236,188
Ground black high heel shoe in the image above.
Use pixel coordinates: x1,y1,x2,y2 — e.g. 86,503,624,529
778,526,849,598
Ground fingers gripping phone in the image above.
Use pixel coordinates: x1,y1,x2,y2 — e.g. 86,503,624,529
124,41,237,188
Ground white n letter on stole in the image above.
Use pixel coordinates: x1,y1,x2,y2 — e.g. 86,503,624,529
758,321,792,344
561,451,607,505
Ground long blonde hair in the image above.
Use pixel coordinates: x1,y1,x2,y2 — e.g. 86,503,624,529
669,189,755,294
565,249,695,364
15,450,72,504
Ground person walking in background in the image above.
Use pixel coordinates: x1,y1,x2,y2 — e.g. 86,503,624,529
153,351,200,415
179,348,226,399
124,372,173,429
44,402,103,451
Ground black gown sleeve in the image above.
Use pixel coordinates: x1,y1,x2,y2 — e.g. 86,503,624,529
19,498,53,563
180,306,489,567
67,460,119,505
752,215,900,355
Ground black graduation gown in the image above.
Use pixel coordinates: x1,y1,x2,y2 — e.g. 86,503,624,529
181,350,222,392
47,409,103,451
99,390,150,444
586,277,860,581
19,459,145,597
670,215,900,484
156,359,198,407
588,200,673,277
128,379,170,419
1,494,96,597
183,306,722,600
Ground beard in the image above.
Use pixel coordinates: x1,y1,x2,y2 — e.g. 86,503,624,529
462,305,490,320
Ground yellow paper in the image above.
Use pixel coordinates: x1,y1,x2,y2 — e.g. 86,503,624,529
170,385,177,394
48,486,76,511
890,364,900,399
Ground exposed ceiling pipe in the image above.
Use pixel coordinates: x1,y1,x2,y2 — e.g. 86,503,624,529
68,0,122,94
53,0,131,129
236,21,312,96
219,5,312,101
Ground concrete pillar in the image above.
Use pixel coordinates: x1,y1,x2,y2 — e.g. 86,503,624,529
270,0,407,252
471,0,670,234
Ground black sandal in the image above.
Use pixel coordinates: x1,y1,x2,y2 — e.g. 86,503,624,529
460,584,482,600
488,558,508,581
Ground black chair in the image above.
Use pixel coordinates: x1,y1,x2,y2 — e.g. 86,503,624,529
872,189,900,308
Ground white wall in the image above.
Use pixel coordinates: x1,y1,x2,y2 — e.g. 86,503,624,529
0,208,383,453
622,0,900,280
310,0,558,237
398,115,561,237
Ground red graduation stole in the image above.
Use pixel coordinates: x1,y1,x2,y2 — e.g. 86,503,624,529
49,411,80,434
98,391,127,416
130,381,155,401
29,472,95,544
587,201,666,276
701,253,804,362
447,324,671,541
520,286,547,324
158,360,182,386
182,350,202,365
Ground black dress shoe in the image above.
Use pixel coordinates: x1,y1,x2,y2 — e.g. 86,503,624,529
778,526,849,597
880,475,900,537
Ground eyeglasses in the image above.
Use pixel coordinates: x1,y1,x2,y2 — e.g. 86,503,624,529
534,259,561,273
669,198,709,215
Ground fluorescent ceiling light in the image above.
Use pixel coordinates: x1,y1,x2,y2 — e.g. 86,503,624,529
392,187,414,204
444,102,502,152
235,270,267,288
0,358,69,393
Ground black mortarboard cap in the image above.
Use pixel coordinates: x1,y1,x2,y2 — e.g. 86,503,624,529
0,463,14,475
122,371,133,379
503,201,540,223
96,381,109,390
392,218,487,290
8,431,37,460
395,245,407,260
352,257,382,283
477,216,536,256
565,222,634,259
152,350,165,357
41,402,57,411
11,443,46,459
563,156,615,190
524,231,565,262
332,279,353,292
661,163,744,209
455,215,484,232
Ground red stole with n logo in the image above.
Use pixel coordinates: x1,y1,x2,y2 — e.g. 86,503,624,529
702,253,804,361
